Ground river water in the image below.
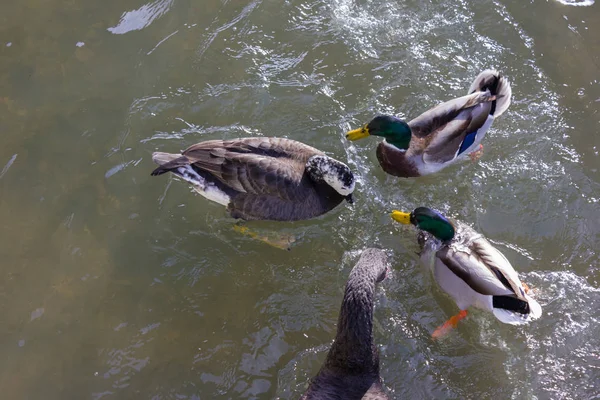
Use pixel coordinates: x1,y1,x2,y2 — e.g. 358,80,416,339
1,0,599,398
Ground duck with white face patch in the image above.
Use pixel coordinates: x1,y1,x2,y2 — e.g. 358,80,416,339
305,155,355,204
150,137,356,222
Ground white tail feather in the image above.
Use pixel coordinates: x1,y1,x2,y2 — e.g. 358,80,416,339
525,294,542,319
152,151,180,165
175,166,230,206
468,69,512,118
151,152,231,206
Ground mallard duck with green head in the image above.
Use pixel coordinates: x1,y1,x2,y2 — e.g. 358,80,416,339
391,207,541,338
346,70,512,177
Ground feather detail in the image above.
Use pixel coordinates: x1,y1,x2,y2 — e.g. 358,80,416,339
417,219,541,325
412,91,494,165
468,69,512,117
349,69,512,177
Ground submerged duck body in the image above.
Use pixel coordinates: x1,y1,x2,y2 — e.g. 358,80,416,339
392,208,541,328
151,137,355,221
302,249,389,400
347,70,512,177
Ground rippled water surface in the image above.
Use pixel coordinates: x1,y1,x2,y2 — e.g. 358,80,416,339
1,0,599,398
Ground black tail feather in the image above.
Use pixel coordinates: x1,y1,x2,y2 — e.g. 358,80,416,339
493,295,530,314
150,167,171,176
150,152,190,177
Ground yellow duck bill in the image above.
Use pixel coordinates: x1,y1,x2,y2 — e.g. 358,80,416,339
346,125,370,141
391,210,411,224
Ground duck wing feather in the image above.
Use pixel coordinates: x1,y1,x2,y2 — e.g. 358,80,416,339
436,236,526,298
182,137,323,200
408,91,494,164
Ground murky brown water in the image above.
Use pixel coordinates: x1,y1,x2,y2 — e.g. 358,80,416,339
1,0,599,398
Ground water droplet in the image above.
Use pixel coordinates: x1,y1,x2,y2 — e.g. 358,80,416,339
30,308,44,321
18,339,25,347
76,42,85,47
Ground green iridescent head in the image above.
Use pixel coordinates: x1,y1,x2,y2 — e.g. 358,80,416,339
391,207,455,241
346,115,412,150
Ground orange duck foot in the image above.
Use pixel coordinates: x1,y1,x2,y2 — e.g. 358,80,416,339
468,144,484,162
432,310,468,339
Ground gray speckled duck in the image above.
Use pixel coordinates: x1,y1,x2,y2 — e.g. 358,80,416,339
151,137,355,221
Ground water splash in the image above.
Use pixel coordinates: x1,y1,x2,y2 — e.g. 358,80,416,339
554,0,595,6
0,153,17,179
108,0,174,34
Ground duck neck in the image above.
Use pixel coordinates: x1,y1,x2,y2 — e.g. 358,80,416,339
385,135,410,150
376,142,419,177
326,268,379,374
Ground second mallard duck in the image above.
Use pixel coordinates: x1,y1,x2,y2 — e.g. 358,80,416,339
346,70,512,177
391,207,541,338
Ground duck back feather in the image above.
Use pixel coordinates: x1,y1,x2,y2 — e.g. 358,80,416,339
468,69,512,117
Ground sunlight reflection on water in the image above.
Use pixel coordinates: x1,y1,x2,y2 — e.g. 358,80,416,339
108,0,175,34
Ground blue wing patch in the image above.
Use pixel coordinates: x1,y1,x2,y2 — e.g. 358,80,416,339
457,131,477,156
